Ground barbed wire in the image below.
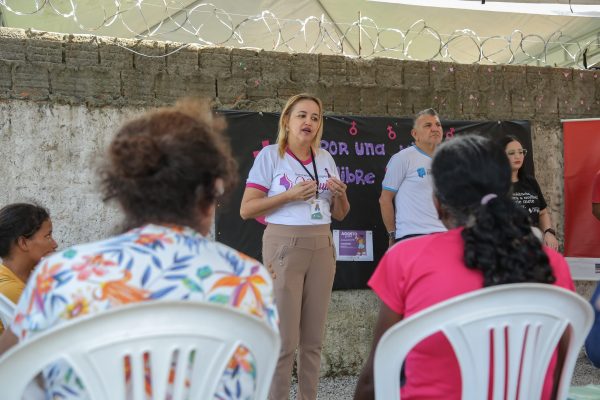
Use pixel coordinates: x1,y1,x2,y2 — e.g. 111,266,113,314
0,0,598,68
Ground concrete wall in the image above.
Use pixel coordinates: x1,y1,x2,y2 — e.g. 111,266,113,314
1,28,599,377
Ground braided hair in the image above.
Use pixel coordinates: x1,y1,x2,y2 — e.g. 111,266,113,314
432,135,554,287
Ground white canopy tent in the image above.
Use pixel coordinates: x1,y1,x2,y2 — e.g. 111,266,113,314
0,0,598,67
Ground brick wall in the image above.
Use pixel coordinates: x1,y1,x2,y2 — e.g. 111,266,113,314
1,27,599,378
2,28,599,237
2,29,598,117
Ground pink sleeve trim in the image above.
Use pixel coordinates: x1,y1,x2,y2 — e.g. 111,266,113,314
246,183,269,193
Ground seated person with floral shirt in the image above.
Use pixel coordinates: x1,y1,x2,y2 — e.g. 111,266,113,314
0,98,278,400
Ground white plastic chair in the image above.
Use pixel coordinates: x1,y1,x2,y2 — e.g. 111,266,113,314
0,292,15,329
374,283,594,400
0,300,281,400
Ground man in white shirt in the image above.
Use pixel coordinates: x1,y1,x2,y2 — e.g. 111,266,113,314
379,108,447,246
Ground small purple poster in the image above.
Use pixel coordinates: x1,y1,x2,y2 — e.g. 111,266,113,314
333,230,373,262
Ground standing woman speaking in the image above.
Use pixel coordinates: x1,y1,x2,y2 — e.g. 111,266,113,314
240,93,350,400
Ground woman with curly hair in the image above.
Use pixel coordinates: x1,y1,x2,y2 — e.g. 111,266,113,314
0,99,277,400
354,135,574,400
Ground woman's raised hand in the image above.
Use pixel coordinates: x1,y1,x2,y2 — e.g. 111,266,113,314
287,180,318,202
326,177,347,198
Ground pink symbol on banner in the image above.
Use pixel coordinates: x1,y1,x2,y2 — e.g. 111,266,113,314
252,140,270,158
445,127,455,140
349,121,358,136
387,125,397,140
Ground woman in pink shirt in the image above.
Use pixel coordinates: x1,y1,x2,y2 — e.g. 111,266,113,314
354,135,574,400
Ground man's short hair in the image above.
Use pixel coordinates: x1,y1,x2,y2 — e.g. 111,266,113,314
413,108,439,129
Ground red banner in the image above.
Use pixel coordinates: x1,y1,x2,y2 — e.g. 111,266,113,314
563,119,600,262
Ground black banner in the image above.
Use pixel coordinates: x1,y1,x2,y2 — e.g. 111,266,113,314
216,111,532,290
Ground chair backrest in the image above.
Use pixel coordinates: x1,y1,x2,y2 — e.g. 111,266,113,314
0,292,15,329
0,301,280,400
374,283,594,400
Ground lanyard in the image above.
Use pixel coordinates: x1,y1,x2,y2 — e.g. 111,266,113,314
289,148,319,199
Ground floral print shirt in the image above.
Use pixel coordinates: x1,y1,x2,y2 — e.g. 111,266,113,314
11,224,278,400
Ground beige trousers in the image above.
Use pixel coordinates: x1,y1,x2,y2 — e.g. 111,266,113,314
263,223,336,400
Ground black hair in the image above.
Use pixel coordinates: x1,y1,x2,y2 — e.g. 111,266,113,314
499,135,526,181
0,203,50,258
432,135,554,287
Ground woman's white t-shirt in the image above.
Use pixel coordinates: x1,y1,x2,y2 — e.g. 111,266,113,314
246,145,338,225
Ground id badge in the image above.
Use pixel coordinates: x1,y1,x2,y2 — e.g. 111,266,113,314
309,199,323,220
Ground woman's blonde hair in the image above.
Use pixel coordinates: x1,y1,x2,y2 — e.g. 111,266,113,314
276,93,324,158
